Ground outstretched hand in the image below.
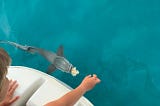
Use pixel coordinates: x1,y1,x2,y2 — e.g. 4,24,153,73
0,80,19,106
79,74,101,92
45,74,101,106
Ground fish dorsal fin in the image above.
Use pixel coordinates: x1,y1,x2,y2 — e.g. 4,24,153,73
57,45,64,56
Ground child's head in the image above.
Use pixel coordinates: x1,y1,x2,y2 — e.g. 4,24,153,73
0,48,11,90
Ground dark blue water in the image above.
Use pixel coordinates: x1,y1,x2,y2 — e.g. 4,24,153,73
1,0,160,106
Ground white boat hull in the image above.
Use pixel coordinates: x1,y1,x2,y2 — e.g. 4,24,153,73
7,66,93,106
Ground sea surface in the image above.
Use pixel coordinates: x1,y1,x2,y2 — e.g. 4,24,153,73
0,0,160,106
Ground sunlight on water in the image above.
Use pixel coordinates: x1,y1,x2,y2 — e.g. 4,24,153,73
0,1,11,37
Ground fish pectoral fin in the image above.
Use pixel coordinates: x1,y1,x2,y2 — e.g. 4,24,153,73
57,45,64,57
47,64,57,74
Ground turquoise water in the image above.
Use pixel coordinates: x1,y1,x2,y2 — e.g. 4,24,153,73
1,0,160,106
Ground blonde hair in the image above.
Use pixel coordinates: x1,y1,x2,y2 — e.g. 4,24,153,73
0,48,11,92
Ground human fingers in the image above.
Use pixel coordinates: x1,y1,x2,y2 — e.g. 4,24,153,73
85,74,92,78
8,80,17,91
9,96,20,104
9,82,18,96
91,76,101,84
8,82,18,96
93,74,97,78
91,74,99,80
83,75,92,80
9,79,12,83
95,78,101,84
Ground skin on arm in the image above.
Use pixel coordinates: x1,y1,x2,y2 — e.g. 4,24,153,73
45,74,101,106
0,80,19,106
